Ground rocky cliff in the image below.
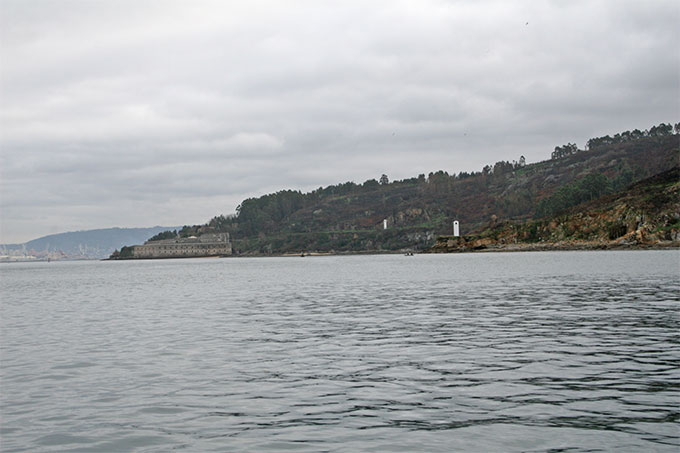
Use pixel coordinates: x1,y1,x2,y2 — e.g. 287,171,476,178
429,167,680,252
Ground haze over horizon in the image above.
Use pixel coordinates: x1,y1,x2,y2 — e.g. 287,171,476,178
1,0,678,244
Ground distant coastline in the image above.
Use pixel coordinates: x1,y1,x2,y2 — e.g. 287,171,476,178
150,128,678,258
2,242,677,263
0,226,182,261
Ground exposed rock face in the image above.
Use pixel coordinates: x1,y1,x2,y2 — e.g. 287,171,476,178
429,168,680,253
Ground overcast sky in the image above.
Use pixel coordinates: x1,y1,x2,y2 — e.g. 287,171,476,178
1,0,678,243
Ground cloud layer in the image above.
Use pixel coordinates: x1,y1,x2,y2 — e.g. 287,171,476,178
1,0,678,243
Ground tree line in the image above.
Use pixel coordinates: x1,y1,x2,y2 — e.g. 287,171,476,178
586,122,677,151
550,122,678,160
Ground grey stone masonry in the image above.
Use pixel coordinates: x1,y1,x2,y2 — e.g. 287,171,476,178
131,233,232,258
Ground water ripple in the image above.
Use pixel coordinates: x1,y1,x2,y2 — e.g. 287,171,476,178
1,251,679,452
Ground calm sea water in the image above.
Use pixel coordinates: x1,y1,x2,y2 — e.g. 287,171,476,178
1,251,679,452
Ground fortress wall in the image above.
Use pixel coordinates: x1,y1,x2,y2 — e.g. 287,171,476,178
131,233,232,258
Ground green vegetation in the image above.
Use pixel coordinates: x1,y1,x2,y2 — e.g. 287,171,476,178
148,230,177,242
431,166,680,252
230,227,434,255
551,143,579,160
585,122,676,151
178,225,200,237
119,246,134,258
175,122,679,255
147,226,206,242
536,173,611,218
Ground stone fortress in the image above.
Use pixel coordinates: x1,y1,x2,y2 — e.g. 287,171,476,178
130,233,232,259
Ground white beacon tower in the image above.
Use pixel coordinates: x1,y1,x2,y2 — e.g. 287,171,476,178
383,219,388,230
453,220,460,237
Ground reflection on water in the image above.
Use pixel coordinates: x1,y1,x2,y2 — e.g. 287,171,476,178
1,251,679,452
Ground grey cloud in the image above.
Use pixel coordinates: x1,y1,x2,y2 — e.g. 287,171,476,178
1,0,678,243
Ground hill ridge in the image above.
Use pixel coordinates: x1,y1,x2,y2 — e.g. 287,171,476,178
170,125,678,255
1,226,182,260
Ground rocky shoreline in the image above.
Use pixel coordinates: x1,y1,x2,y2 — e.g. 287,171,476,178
427,235,679,253
428,167,679,254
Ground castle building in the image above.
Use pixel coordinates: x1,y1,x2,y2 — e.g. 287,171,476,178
130,233,232,258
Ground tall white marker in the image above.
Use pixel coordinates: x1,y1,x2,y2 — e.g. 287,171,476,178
453,220,460,237
383,219,388,229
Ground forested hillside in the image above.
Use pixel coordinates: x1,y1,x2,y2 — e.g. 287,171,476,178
155,123,679,254
430,166,680,252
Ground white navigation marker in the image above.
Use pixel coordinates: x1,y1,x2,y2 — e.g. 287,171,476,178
383,219,388,230
453,220,460,237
